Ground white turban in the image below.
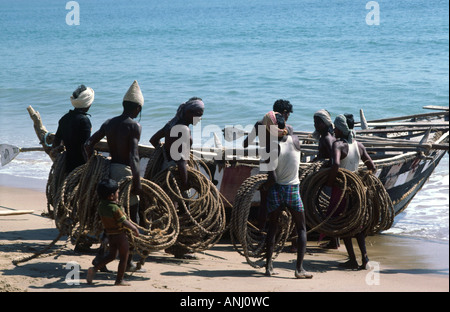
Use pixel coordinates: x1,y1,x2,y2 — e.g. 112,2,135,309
71,87,95,109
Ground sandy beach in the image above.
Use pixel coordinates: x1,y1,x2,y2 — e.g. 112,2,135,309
1,185,448,295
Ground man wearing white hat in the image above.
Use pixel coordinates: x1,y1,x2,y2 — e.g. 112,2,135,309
52,84,95,173
85,80,145,272
86,80,144,202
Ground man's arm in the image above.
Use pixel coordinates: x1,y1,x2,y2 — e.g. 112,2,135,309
149,127,165,147
129,123,142,195
84,122,107,159
358,142,376,172
326,141,342,187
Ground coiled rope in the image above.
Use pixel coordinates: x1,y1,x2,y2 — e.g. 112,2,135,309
118,177,179,258
13,153,180,265
230,174,293,268
302,168,395,238
230,162,395,268
358,171,395,235
302,168,369,238
145,144,227,256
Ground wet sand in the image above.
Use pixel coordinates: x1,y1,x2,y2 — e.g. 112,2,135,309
1,185,448,294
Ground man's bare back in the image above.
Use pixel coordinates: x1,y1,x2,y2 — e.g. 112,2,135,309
102,115,142,165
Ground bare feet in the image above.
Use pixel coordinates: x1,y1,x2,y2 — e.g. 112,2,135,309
295,269,313,279
339,259,359,270
264,269,279,276
264,264,279,276
114,280,131,286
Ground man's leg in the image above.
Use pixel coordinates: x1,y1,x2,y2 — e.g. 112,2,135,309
355,232,369,269
265,208,282,276
291,210,313,279
342,237,359,269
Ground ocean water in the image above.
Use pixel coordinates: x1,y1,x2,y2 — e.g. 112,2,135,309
0,0,448,241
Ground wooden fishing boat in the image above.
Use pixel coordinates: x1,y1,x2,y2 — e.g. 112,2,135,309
202,106,449,217
21,105,449,219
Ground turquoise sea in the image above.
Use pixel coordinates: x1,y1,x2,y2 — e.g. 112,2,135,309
0,0,448,241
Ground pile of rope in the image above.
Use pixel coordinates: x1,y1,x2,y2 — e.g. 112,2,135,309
230,161,395,268
358,171,395,235
302,168,395,238
230,174,293,268
13,153,180,265
45,151,68,218
145,144,227,256
118,177,179,257
229,162,328,268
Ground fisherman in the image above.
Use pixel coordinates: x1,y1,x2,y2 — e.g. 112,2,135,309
149,97,204,258
313,109,335,161
242,99,294,231
312,109,340,249
325,114,376,270
243,99,294,148
261,111,313,279
52,84,95,174
84,80,144,271
149,97,204,193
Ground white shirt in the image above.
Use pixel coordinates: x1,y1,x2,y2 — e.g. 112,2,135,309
274,136,300,185
340,140,361,172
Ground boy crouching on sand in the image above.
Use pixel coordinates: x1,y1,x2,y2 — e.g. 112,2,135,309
87,179,139,286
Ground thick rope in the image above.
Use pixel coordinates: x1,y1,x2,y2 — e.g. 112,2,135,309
45,152,67,218
118,177,179,257
302,168,395,238
358,171,395,235
230,174,296,268
145,144,227,256
13,153,180,265
229,161,327,268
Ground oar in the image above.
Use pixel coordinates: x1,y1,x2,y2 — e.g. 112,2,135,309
0,210,34,216
0,144,44,167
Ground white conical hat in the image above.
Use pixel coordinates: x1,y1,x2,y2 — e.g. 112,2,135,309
123,80,144,106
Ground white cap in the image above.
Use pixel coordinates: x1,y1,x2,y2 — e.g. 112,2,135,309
123,80,144,106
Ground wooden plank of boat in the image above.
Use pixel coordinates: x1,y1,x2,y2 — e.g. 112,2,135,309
423,105,449,111
0,210,34,216
356,110,448,124
355,141,448,151
355,126,449,135
365,122,449,128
